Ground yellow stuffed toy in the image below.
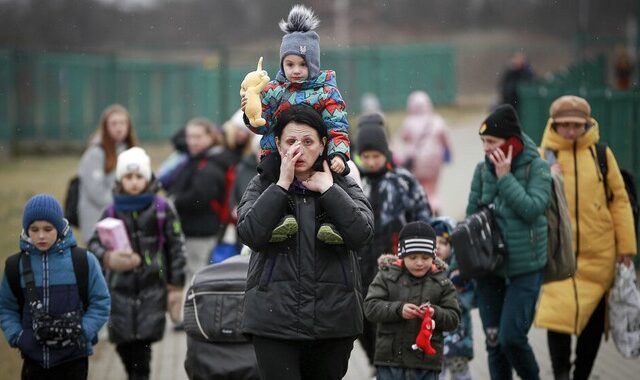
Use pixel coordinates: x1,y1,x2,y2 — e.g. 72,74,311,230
240,57,270,127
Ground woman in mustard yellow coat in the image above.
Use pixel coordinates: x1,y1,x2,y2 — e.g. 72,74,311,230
535,95,636,380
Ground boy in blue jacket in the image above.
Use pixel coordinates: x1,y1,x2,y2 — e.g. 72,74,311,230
0,194,110,379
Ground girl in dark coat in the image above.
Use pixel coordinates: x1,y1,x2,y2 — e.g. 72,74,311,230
88,147,186,380
237,104,374,380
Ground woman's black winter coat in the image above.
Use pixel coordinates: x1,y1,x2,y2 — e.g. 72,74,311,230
237,155,374,340
167,146,234,237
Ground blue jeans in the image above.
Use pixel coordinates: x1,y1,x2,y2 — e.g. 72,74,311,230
476,270,543,380
377,366,439,380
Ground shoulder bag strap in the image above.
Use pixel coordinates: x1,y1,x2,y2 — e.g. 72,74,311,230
70,247,89,312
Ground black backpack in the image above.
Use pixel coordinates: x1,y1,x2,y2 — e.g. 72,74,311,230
4,247,89,316
595,143,639,237
451,206,506,279
64,176,80,227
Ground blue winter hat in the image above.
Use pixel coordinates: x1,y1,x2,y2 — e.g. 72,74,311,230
429,217,456,240
22,194,66,233
279,5,321,80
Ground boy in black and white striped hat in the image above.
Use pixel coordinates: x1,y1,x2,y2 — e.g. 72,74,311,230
364,221,460,378
397,221,438,277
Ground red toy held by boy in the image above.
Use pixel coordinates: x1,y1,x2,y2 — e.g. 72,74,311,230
412,303,437,356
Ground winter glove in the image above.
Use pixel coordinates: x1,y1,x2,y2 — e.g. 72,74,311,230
104,250,141,272
167,285,183,323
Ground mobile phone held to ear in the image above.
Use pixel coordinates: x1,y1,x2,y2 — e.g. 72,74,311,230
498,136,524,157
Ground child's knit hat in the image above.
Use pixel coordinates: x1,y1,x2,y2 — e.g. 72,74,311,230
22,194,66,233
279,4,321,79
397,221,437,258
429,217,456,241
356,125,389,156
116,147,152,182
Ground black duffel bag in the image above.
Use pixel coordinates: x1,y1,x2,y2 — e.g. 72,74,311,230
451,206,505,279
184,255,249,343
183,254,259,380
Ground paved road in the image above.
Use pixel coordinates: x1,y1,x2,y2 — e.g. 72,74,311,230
89,119,640,379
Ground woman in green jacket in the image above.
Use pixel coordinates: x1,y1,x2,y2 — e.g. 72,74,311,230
466,104,551,380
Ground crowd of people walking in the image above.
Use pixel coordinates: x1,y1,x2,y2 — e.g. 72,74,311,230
1,4,638,380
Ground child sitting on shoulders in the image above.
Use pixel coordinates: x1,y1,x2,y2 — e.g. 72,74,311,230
241,4,350,245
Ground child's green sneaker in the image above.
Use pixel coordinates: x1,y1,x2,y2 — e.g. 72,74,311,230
269,215,298,243
317,223,344,245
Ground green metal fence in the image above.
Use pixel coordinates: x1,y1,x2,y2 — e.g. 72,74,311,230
0,44,455,148
519,55,640,170
520,86,640,170
0,50,14,156
322,44,456,112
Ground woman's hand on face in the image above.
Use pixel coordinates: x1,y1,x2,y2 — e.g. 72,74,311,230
304,160,334,194
276,142,303,190
489,145,512,178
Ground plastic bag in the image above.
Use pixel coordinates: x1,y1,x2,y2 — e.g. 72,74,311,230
609,262,640,358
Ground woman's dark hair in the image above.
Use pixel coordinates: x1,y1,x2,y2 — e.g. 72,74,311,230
273,104,327,140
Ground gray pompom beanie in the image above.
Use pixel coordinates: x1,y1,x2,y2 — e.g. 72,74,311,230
279,5,321,80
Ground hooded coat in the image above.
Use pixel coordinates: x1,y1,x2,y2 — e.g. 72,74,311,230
0,225,110,368
247,70,350,161
466,133,551,277
364,255,460,371
534,119,637,335
395,91,452,181
88,189,186,345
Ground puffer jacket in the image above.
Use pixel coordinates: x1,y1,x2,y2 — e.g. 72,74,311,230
237,155,374,340
166,145,233,237
88,192,186,344
364,255,460,371
0,224,110,368
248,70,350,161
466,133,551,277
535,118,637,335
